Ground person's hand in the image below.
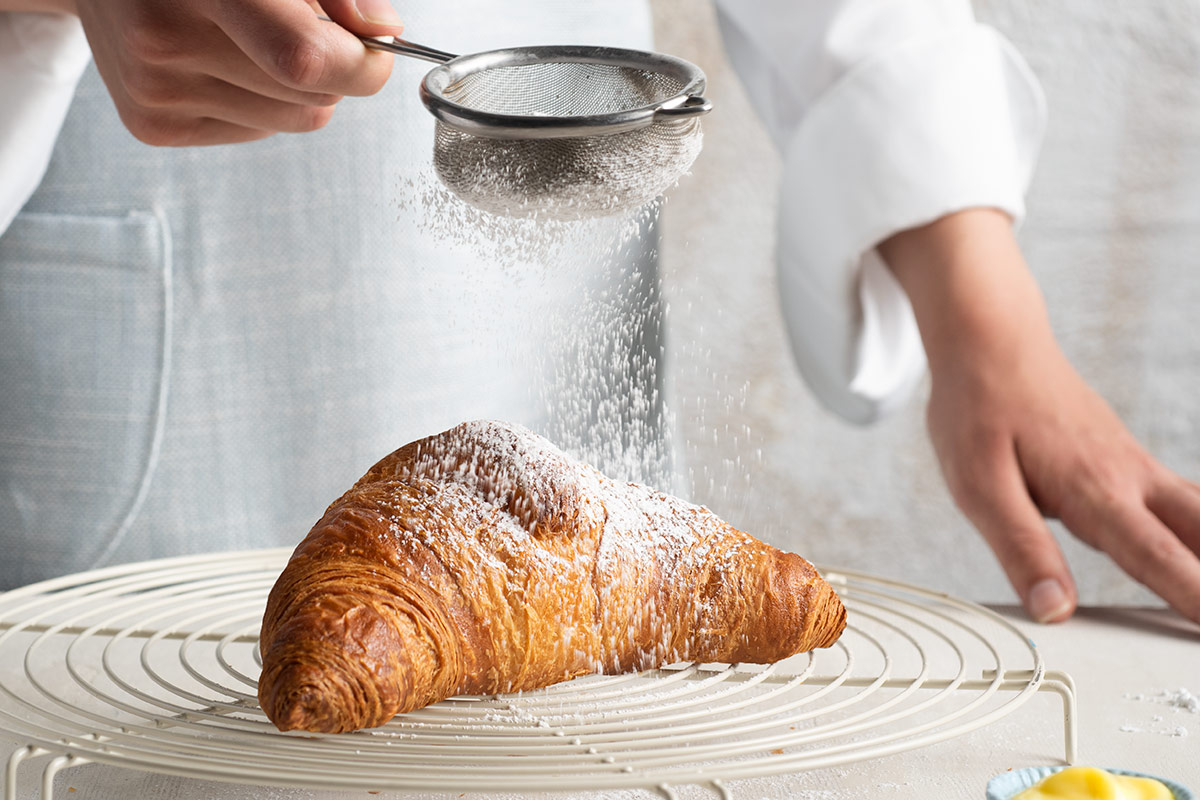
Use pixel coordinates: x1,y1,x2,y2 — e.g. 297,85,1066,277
879,209,1200,625
65,0,403,145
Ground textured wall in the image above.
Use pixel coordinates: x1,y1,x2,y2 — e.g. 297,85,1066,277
653,0,1200,606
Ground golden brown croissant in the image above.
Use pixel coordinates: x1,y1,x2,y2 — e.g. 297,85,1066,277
258,420,846,733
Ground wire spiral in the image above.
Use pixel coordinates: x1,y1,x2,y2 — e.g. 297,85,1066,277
0,549,1075,797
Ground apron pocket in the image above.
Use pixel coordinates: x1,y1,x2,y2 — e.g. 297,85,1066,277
0,209,171,587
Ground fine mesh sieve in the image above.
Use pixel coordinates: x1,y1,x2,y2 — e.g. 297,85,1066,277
354,33,712,220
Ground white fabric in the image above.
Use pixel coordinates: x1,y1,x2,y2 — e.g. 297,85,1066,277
0,11,90,235
715,0,1046,423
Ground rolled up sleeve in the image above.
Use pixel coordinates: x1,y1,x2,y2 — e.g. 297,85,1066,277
715,1,1045,424
0,12,92,237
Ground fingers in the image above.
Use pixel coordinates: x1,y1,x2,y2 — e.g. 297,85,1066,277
116,107,276,147
215,0,397,97
947,441,1078,623
79,0,398,146
125,74,336,136
180,34,343,107
1063,490,1200,625
316,0,404,36
1147,475,1200,555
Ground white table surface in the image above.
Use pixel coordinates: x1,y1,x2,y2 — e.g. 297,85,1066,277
4,605,1197,800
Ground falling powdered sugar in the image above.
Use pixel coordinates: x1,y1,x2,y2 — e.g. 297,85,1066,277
395,166,665,279
394,164,676,490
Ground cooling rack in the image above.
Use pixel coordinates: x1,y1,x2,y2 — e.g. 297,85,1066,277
0,548,1076,800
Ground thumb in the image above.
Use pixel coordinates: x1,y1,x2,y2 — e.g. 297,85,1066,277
953,449,1078,624
318,0,404,38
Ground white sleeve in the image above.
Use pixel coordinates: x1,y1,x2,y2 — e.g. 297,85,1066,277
0,12,92,237
714,0,1046,424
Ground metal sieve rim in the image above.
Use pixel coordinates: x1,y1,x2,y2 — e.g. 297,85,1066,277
418,45,710,140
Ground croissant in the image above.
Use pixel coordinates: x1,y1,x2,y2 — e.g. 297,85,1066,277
258,420,846,733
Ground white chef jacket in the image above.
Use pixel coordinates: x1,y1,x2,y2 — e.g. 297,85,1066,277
0,0,1045,427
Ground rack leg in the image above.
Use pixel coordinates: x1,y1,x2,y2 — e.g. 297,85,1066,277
1039,670,1078,765
40,756,69,800
38,753,90,800
6,746,47,800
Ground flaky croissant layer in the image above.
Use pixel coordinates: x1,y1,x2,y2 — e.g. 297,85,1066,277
258,421,846,733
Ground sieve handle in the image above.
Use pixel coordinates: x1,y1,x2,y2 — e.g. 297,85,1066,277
358,36,458,64
316,16,458,63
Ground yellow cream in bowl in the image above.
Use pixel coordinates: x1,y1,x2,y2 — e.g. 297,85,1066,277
1014,767,1173,800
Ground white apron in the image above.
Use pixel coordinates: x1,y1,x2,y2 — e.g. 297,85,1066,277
0,0,661,588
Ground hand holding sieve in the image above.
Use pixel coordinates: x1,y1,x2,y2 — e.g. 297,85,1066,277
338,23,714,219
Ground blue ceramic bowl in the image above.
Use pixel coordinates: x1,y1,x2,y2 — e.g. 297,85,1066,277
987,766,1194,800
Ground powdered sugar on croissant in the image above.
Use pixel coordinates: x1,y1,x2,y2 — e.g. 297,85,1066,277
258,420,846,733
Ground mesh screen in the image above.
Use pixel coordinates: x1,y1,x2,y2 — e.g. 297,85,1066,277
433,118,702,221
429,59,702,220
440,62,687,117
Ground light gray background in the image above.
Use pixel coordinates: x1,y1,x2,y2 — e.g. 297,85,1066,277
654,0,1200,607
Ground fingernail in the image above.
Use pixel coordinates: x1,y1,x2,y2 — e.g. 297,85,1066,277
354,0,403,27
1027,578,1071,623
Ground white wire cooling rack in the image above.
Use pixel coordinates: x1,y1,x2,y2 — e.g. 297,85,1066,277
0,548,1076,800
